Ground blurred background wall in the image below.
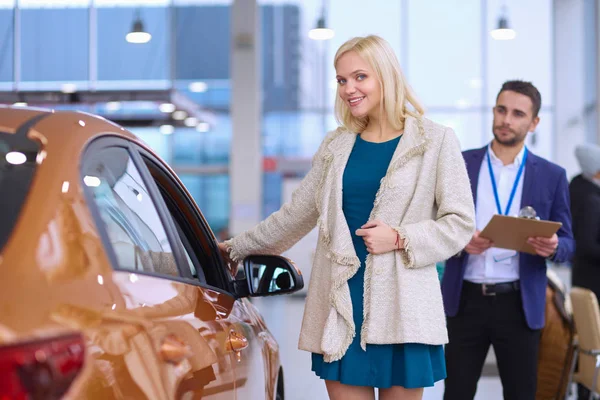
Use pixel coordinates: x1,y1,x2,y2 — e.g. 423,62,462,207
0,0,597,236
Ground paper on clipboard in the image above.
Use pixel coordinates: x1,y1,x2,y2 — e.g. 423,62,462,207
479,215,562,255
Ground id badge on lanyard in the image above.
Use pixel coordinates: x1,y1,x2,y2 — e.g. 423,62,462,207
487,147,528,262
487,147,528,217
493,249,518,264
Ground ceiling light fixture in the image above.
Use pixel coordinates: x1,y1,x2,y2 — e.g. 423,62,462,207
184,117,198,127
309,16,334,40
196,122,210,132
126,9,152,44
309,0,334,40
159,103,176,113
490,5,516,40
172,110,187,121
106,101,122,111
61,83,77,94
189,82,208,93
159,125,174,135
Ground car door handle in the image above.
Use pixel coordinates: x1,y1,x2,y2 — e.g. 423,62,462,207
160,334,192,364
226,330,248,353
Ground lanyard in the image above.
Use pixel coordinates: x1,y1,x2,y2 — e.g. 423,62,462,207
487,147,528,215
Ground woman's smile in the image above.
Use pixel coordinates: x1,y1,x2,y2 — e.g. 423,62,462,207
348,96,365,107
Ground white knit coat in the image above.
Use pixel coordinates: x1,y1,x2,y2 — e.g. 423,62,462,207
226,116,475,362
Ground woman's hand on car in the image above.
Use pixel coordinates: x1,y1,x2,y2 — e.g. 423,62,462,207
218,242,237,277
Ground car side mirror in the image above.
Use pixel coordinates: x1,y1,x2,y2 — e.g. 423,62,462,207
242,255,304,297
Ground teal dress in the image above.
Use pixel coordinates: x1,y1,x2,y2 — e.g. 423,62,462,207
311,134,446,389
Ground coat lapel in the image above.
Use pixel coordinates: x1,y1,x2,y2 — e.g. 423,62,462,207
467,147,487,205
520,150,538,209
323,131,359,262
383,116,429,176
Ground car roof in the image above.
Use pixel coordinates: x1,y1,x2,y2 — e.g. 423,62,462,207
0,105,139,142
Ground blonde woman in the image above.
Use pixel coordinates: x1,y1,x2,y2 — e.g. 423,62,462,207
220,35,475,400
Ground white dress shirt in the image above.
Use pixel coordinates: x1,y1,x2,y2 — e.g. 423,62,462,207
464,144,527,284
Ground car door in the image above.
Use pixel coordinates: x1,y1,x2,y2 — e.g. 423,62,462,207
81,137,242,399
137,146,273,400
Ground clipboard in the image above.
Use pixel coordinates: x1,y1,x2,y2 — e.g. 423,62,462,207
479,215,562,255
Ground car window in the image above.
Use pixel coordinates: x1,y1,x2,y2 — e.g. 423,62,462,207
83,147,184,277
141,155,227,290
172,215,206,283
0,131,40,251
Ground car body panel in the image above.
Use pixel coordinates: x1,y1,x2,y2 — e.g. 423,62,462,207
0,106,282,399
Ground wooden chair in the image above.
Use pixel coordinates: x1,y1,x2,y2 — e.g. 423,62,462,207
568,287,600,399
536,273,575,400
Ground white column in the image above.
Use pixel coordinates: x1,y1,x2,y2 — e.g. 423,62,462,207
553,0,586,178
230,0,262,235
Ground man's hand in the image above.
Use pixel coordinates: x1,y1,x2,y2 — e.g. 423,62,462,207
527,234,559,258
355,220,400,255
464,231,494,255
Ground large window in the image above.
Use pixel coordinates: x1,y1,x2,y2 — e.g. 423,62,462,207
0,6,13,85
407,0,482,109
96,5,170,86
1,0,562,232
21,7,89,84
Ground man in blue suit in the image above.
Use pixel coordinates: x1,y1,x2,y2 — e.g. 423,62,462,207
442,80,575,400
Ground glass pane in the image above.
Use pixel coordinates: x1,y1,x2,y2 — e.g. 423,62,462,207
263,111,333,158
0,130,39,250
179,174,229,236
96,6,169,85
171,120,230,166
584,0,598,143
175,82,231,110
0,8,13,83
175,5,229,80
325,0,403,109
427,112,485,151
130,126,172,163
263,171,281,219
526,111,553,160
408,0,482,108
261,4,301,111
20,7,89,83
84,147,180,277
486,0,553,107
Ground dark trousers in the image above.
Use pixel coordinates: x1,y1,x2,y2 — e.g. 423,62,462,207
578,384,591,399
444,281,541,400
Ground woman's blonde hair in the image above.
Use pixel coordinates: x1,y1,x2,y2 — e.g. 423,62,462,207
333,35,424,133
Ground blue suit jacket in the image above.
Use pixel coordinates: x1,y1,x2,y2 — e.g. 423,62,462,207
441,146,575,329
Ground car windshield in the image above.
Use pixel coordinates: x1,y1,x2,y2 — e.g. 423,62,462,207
0,132,40,251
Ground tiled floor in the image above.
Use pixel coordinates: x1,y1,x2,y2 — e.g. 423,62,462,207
253,296,504,400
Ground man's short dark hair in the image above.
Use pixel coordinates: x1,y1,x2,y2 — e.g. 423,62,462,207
497,80,542,118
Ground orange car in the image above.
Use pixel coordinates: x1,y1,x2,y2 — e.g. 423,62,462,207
0,106,303,400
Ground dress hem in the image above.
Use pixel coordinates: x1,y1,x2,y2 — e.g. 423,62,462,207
310,368,446,389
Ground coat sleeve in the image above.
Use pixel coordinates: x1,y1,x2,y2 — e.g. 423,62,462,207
548,170,576,263
576,196,600,259
395,128,476,268
224,131,335,262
